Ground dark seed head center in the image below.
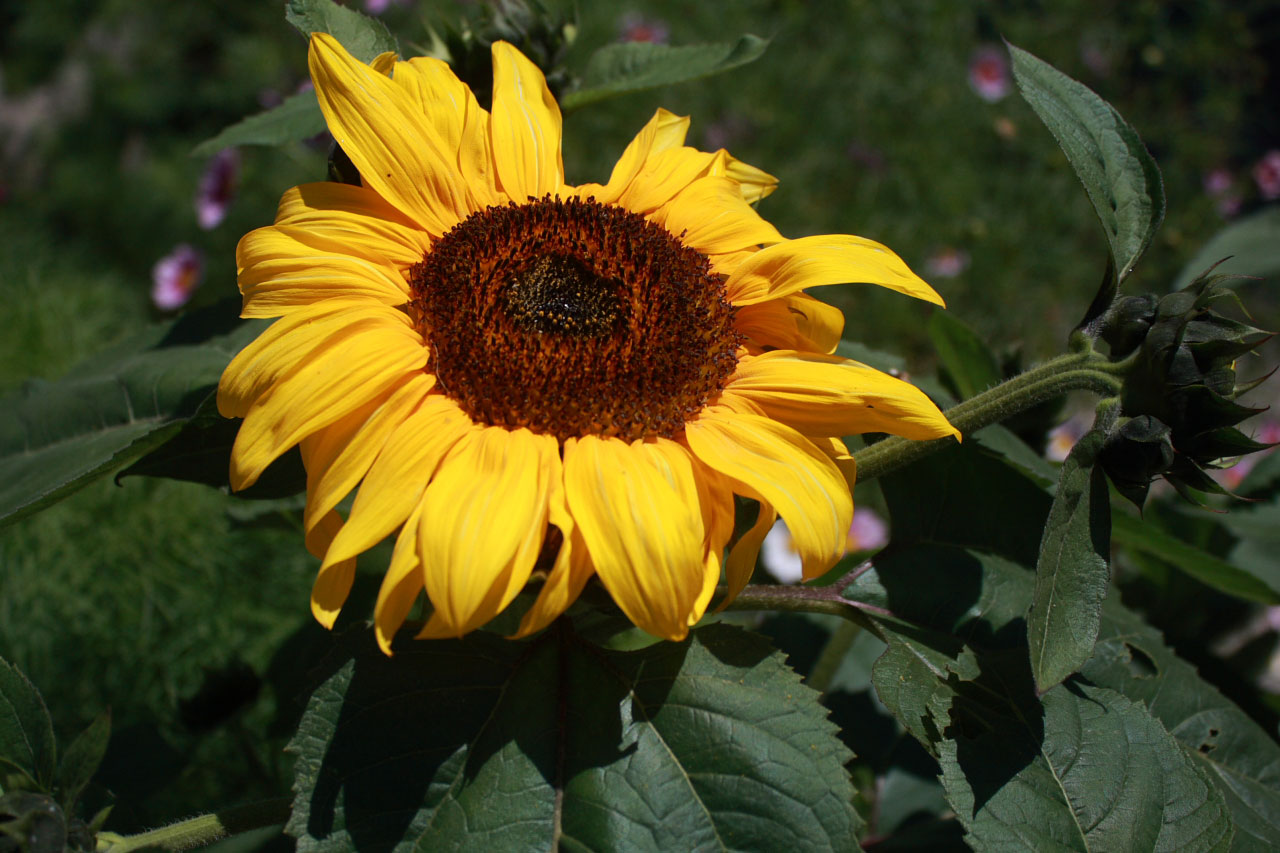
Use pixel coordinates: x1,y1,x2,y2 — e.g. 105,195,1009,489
408,195,741,442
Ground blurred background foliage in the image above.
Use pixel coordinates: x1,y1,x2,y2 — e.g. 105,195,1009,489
2,0,1278,837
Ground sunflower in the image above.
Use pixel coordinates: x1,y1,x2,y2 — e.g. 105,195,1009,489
218,33,959,651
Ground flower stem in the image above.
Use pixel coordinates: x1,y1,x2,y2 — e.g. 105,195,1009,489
852,349,1125,482
806,621,862,694
95,798,291,852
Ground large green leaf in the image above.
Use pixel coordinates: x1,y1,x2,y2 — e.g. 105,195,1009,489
878,438,1052,567
845,541,1280,850
939,681,1231,851
0,305,263,527
1028,427,1111,692
1173,207,1280,291
284,0,398,63
561,35,768,111
288,623,859,851
1008,42,1165,283
1111,509,1280,604
0,658,56,793
192,90,326,158
927,311,1002,401
1086,601,1280,850
53,710,109,814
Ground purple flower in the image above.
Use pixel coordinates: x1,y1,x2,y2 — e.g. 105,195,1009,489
969,45,1011,102
364,0,412,13
195,148,240,230
618,12,669,44
925,247,970,279
151,244,204,311
1253,150,1280,201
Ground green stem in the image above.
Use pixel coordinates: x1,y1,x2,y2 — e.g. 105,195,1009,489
853,349,1125,482
96,798,292,852
806,621,862,694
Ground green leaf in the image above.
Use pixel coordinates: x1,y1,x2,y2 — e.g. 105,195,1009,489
927,311,1002,400
1008,42,1165,282
1028,427,1111,692
1086,600,1280,849
561,35,768,111
939,681,1232,851
878,437,1052,567
288,623,859,851
284,0,398,64
53,710,109,813
0,658,57,792
971,424,1059,489
0,308,262,527
1173,206,1280,290
0,791,67,853
1111,509,1280,604
192,89,326,158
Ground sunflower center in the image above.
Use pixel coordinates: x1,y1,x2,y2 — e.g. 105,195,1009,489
409,195,741,442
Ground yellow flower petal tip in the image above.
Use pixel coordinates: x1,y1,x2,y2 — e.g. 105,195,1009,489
221,36,956,651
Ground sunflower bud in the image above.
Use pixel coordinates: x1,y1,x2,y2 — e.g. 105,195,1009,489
1098,269,1273,506
423,0,577,105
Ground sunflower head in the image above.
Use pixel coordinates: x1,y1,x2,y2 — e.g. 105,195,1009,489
217,33,958,651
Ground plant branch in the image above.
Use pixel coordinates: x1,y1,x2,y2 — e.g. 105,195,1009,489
96,798,292,852
853,349,1125,482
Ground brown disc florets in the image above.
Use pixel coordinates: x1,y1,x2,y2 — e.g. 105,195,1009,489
409,195,741,442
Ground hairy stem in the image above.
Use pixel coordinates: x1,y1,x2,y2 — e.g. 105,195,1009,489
853,349,1125,482
96,798,292,852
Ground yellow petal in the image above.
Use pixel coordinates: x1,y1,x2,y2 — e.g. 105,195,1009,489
582,108,690,205
416,427,556,637
391,56,502,210
489,41,563,201
684,407,851,579
218,299,409,419
514,451,594,638
725,350,960,441
722,155,778,204
564,435,706,641
651,176,784,257
308,33,470,234
301,372,435,540
788,293,844,352
229,319,427,490
725,234,943,307
734,296,842,354
308,508,357,629
273,182,430,268
721,498,776,607
373,502,427,654
620,146,720,214
237,227,410,317
322,394,475,568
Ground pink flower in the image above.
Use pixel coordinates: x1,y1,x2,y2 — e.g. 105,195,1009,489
618,12,669,44
925,247,970,279
1213,421,1280,491
969,45,1011,102
195,148,240,230
364,0,411,13
151,244,204,311
761,509,888,584
1046,410,1093,462
1253,150,1280,200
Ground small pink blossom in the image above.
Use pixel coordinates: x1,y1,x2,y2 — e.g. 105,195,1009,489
618,12,669,44
1046,410,1093,462
925,247,970,279
1252,150,1280,200
761,508,889,584
969,46,1011,102
1213,421,1280,491
151,244,204,311
195,148,240,230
